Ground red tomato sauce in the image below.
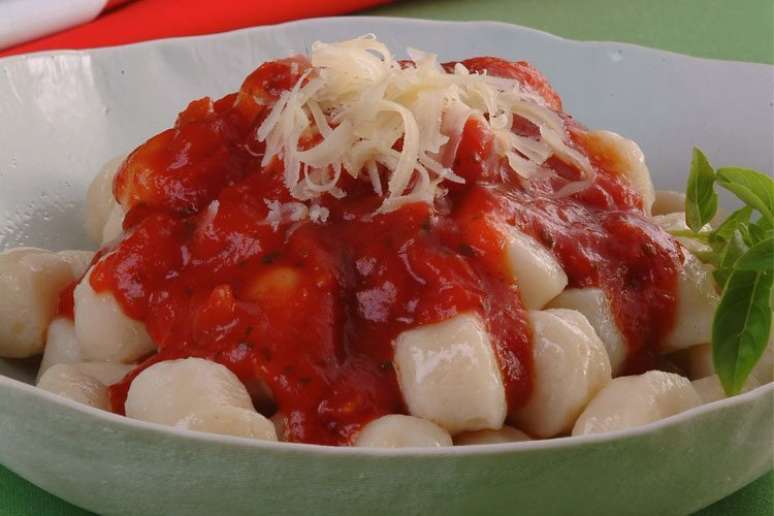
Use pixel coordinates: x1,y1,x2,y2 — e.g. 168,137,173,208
61,56,682,444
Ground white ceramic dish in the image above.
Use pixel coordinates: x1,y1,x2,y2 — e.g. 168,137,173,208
0,17,772,516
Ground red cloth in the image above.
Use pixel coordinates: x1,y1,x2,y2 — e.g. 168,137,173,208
1,0,392,57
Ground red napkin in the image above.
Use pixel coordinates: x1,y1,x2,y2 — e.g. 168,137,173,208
0,0,392,58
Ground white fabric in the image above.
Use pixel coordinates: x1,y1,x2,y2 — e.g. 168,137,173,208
0,0,107,50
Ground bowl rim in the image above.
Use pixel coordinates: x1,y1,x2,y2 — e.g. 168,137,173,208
1,16,772,70
2,373,771,457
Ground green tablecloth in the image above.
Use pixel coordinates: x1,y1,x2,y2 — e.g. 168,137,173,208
1,1,772,514
371,0,774,64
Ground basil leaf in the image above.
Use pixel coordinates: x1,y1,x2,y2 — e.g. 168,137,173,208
743,216,772,246
712,229,749,288
694,251,724,270
709,206,752,245
734,237,774,271
713,268,774,395
737,223,754,247
685,148,718,232
756,216,773,231
749,227,774,246
669,229,711,242
716,167,774,221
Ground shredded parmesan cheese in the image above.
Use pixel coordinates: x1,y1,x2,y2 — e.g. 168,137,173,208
263,199,330,231
256,35,594,213
264,199,309,231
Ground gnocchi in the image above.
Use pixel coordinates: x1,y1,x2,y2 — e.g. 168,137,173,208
74,267,155,363
0,248,88,358
651,212,713,255
37,364,110,410
572,371,701,436
652,190,686,216
125,358,254,426
692,374,761,404
177,406,277,441
669,343,714,380
101,204,126,245
354,415,452,448
454,426,531,445
510,309,612,438
582,130,655,215
37,317,82,380
270,413,288,442
661,254,719,353
652,190,725,226
76,362,135,385
503,228,568,309
85,155,124,244
38,316,134,384
56,250,95,278
546,288,628,374
393,313,507,434
750,344,773,385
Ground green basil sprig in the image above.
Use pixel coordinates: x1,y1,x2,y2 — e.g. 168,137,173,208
680,148,773,395
685,148,718,231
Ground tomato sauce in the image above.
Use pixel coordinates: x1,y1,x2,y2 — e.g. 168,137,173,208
63,56,682,444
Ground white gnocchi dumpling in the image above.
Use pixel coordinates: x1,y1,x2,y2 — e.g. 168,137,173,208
74,267,155,363
37,317,82,380
393,313,507,435
652,212,713,255
669,343,714,380
661,254,719,352
0,248,88,358
37,364,110,410
101,204,126,245
750,343,773,385
270,412,288,442
547,288,627,375
652,190,686,216
177,406,277,441
125,358,254,426
503,228,568,309
692,374,761,404
354,415,452,448
76,362,134,385
38,316,133,384
572,370,701,436
510,309,612,438
583,130,655,215
454,426,531,445
56,250,95,278
85,155,124,244
652,190,725,226
549,256,720,363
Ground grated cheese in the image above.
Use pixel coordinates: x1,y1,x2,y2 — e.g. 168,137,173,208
264,199,309,231
263,199,330,231
255,35,594,213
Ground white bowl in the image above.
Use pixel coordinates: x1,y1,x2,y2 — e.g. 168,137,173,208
0,17,772,515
